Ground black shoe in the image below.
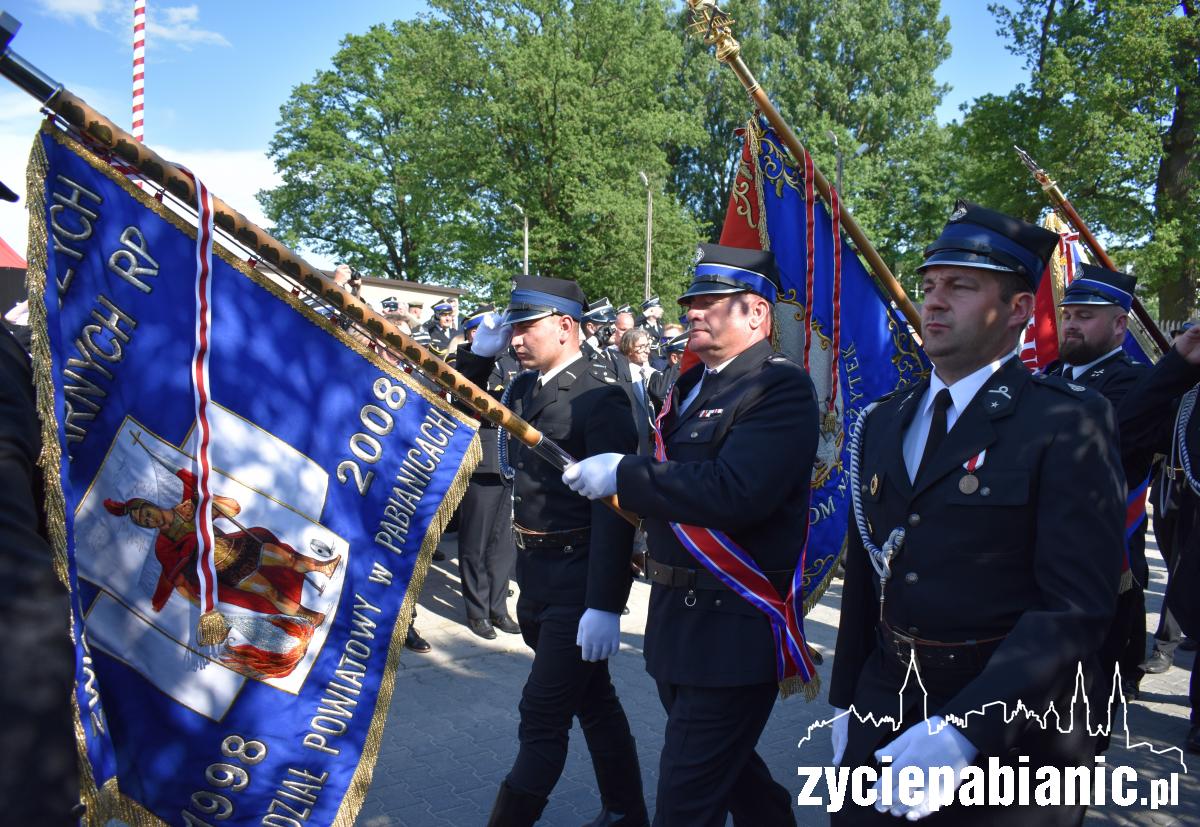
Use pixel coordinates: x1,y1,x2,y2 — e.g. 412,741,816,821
1187,725,1200,754
1120,677,1140,701
405,626,432,653
468,618,497,640
583,807,649,827
1181,637,1199,652
491,614,521,635
1142,648,1173,675
487,781,547,827
432,549,446,562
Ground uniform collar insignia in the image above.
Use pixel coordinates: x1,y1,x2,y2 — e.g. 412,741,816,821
698,408,723,418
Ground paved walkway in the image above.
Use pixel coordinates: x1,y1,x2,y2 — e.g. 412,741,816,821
357,532,1198,826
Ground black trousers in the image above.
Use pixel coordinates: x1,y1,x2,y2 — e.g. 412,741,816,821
458,474,515,620
653,680,794,827
1153,499,1183,652
1096,586,1146,686
507,598,642,809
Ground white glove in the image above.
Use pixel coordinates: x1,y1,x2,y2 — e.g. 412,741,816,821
576,608,621,661
470,311,512,358
872,716,977,820
831,707,849,765
562,453,623,499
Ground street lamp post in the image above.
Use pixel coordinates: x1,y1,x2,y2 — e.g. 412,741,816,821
639,171,652,301
514,204,529,276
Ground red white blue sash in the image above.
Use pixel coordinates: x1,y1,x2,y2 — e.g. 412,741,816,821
652,371,816,697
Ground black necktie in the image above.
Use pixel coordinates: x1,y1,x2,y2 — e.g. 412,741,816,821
917,388,953,481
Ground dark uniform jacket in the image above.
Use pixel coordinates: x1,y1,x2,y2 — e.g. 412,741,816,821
830,357,1124,767
448,348,520,476
0,323,80,822
1118,347,1200,637
616,339,819,687
424,320,457,357
456,347,637,612
1048,349,1152,583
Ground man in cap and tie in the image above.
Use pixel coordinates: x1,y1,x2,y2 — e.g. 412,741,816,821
638,296,664,340
828,202,1125,824
582,297,617,364
564,244,819,826
423,299,459,357
456,277,646,826
449,304,522,640
1048,266,1155,703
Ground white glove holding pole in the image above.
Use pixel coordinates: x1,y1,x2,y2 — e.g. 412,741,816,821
562,453,623,499
577,608,621,661
470,311,512,358
831,707,849,765
872,716,977,821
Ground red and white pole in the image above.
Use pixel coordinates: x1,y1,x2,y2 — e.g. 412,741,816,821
132,0,146,141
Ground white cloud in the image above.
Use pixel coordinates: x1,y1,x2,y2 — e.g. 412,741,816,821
36,0,110,29
147,5,231,49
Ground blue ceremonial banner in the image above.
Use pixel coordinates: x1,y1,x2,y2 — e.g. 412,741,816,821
27,126,480,825
725,121,927,615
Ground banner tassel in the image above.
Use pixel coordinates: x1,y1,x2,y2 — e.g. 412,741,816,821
197,610,229,646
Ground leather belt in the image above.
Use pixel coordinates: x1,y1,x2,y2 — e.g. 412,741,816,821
879,620,1006,671
644,556,792,597
513,524,590,552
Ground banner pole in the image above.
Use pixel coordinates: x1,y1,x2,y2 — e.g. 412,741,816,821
0,14,638,525
684,0,922,338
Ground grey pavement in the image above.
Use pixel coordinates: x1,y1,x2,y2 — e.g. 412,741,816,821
357,530,1199,826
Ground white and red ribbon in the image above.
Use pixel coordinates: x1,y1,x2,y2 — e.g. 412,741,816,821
179,167,219,630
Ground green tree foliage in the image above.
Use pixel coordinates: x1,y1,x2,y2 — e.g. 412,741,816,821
670,0,956,293
261,1,706,307
955,0,1198,317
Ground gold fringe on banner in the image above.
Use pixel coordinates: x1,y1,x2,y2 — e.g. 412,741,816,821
331,431,480,827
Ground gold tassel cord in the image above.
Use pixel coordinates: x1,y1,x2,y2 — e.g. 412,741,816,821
196,610,230,646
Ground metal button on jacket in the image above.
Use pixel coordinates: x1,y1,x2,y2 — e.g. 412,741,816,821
904,572,919,585
907,513,921,527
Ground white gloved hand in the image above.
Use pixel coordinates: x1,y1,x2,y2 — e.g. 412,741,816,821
872,716,977,821
562,453,624,499
470,311,512,358
831,707,849,765
576,608,621,661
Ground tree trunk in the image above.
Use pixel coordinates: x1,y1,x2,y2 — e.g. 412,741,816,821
1153,4,1199,319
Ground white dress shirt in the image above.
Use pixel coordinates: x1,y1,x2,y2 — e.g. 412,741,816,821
538,354,583,386
901,350,1019,482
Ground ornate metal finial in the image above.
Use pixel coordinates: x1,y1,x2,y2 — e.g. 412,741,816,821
1013,145,1056,191
685,0,741,62
1013,145,1041,175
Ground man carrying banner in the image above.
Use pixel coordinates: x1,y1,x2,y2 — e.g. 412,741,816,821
1117,325,1200,753
829,202,1125,824
565,244,819,827
1048,265,1152,703
455,276,646,826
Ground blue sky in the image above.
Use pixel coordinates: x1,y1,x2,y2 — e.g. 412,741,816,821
0,0,1027,260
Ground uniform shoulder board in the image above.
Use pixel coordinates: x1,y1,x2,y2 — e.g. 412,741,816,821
1032,372,1091,396
589,362,618,383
